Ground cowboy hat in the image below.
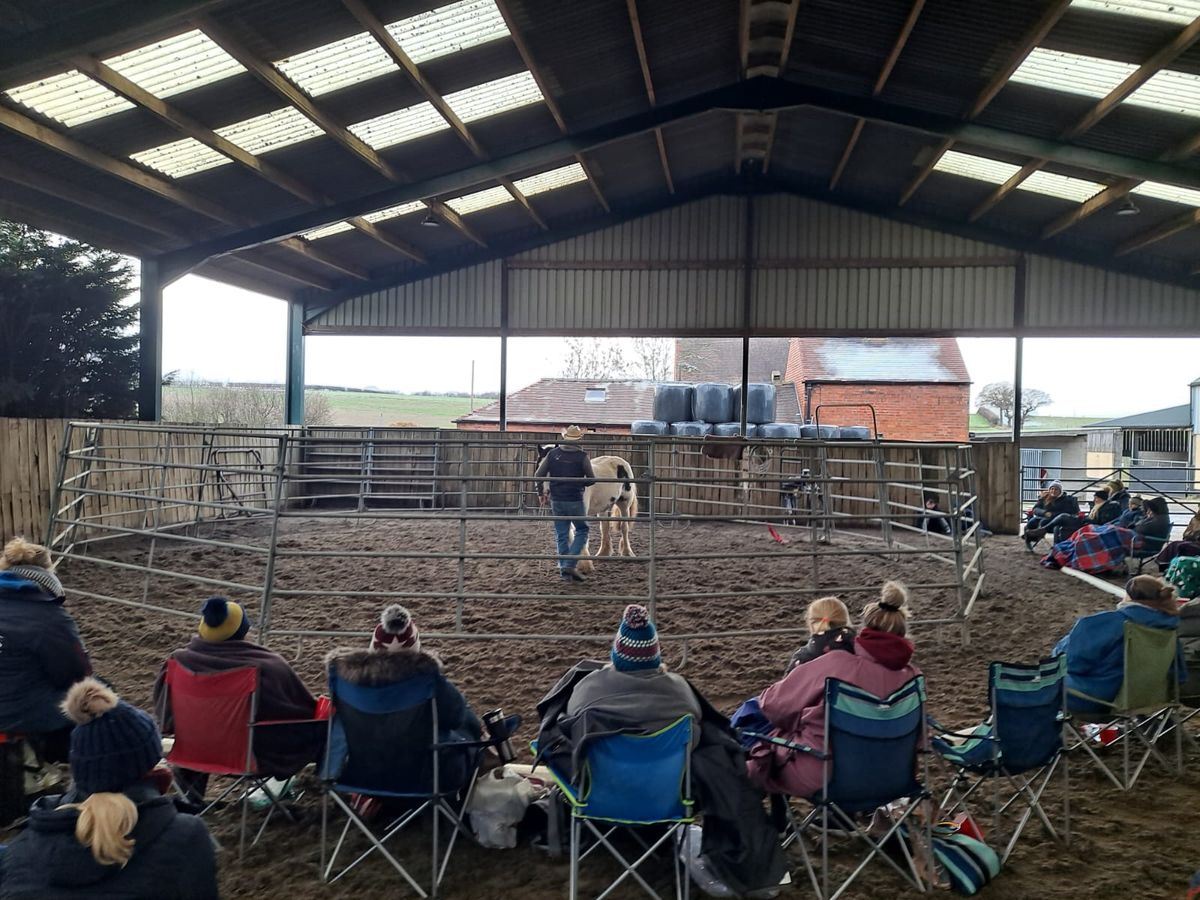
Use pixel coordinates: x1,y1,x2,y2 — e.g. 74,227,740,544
561,425,586,441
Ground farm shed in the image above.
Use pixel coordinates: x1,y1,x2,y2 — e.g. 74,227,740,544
4,0,1200,441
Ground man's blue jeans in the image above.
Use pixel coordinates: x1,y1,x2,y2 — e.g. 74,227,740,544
550,499,589,572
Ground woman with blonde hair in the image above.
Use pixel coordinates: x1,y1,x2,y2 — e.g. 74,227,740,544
747,582,922,799
785,595,855,674
0,679,217,898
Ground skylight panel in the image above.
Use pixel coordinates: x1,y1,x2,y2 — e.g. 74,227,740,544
1126,68,1200,117
363,201,426,222
275,31,398,97
445,70,543,123
216,107,324,154
513,163,587,196
348,102,450,149
304,221,356,240
4,70,134,127
446,184,514,214
934,150,1104,203
105,29,245,99
1010,48,1200,117
130,137,230,178
386,0,510,65
1132,180,1200,206
1070,0,1200,24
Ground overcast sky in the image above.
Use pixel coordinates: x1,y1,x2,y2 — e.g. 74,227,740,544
163,273,1200,417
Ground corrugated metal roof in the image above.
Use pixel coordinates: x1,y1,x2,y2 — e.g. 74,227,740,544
1086,403,1192,427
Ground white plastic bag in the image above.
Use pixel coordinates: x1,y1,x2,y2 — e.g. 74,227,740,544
466,764,549,849
677,825,734,897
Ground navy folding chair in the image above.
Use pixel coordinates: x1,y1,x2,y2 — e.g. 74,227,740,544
537,716,694,900
320,666,499,898
930,657,1069,863
753,676,930,900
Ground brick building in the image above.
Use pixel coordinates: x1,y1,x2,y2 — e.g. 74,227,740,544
675,337,970,441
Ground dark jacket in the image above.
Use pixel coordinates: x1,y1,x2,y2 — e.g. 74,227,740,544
1091,499,1122,526
1135,513,1173,556
153,636,322,777
1179,599,1200,706
1033,494,1080,520
1109,489,1131,511
536,662,788,896
535,446,595,502
0,573,91,735
1115,506,1146,529
0,781,218,900
785,626,855,674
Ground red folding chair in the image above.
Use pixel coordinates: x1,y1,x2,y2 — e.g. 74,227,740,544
160,659,313,858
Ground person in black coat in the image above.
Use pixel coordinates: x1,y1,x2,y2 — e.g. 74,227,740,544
0,679,218,900
1134,497,1174,559
1024,482,1083,547
0,538,91,762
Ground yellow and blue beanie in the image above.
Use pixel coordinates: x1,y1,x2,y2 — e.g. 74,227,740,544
198,596,251,642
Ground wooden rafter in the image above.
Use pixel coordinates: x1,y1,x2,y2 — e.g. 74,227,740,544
0,101,369,281
491,0,610,213
197,14,486,248
899,0,1071,206
831,0,924,190
1115,206,1200,256
342,0,545,231
968,15,1200,222
0,198,156,256
624,0,674,193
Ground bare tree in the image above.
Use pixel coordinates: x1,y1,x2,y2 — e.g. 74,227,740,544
976,381,1052,425
561,338,627,380
629,338,673,382
163,380,333,427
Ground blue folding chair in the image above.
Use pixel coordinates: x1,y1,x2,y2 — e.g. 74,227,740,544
537,716,694,900
751,676,930,900
320,666,501,898
930,657,1069,863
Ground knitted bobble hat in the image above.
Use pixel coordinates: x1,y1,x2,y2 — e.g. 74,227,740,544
63,679,162,796
1,537,64,598
611,604,662,672
371,604,420,652
198,597,251,642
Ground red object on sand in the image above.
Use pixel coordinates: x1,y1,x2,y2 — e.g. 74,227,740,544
953,812,984,841
767,526,789,544
1098,726,1119,746
315,695,332,720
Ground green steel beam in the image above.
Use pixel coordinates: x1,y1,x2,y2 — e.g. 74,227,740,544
284,300,306,426
138,258,163,422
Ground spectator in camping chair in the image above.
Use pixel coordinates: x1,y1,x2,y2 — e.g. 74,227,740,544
928,657,1069,863
1025,482,1081,548
1157,511,1200,567
1131,497,1174,573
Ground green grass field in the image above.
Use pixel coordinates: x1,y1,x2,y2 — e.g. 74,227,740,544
313,391,479,427
969,413,1107,432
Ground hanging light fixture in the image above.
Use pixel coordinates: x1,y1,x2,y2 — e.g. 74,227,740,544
1115,197,1140,217
421,212,441,227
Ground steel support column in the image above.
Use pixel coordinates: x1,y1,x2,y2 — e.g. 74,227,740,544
138,258,163,421
499,259,509,432
739,189,755,435
285,300,306,426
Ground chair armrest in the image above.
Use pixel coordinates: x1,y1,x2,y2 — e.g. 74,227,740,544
253,717,325,728
1066,687,1115,710
739,730,827,759
925,716,998,742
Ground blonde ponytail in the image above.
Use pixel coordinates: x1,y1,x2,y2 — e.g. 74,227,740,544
66,793,138,867
862,581,912,636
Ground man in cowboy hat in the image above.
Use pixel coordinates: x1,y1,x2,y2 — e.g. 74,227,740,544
534,425,596,581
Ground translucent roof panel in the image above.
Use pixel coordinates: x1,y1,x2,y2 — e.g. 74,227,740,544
304,221,356,240
1071,0,1200,24
934,150,1105,203
275,31,398,98
1010,48,1200,117
512,163,588,196
386,0,510,65
4,70,134,127
348,102,450,149
105,29,245,99
446,184,514,214
130,137,231,179
216,107,324,155
363,201,426,222
445,70,544,123
1131,180,1200,206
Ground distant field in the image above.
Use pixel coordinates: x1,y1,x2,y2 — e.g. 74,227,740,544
969,414,1106,432
314,391,479,427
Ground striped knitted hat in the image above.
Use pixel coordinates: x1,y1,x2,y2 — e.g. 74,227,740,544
611,604,661,672
371,604,420,653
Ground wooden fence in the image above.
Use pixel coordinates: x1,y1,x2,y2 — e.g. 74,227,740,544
0,419,1023,543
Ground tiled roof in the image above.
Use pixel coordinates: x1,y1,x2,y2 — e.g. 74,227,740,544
790,338,970,384
674,338,793,384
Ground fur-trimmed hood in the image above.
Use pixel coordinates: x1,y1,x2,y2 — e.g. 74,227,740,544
326,647,444,685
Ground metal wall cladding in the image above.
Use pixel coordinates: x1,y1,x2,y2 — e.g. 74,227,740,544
308,261,501,333
753,266,1016,333
1025,256,1200,334
507,268,743,333
753,194,1015,260
513,194,746,263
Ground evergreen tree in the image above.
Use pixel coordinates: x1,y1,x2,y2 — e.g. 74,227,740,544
0,221,138,418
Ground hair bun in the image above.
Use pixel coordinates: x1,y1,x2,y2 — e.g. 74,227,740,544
880,581,909,609
62,678,118,725
2,537,51,569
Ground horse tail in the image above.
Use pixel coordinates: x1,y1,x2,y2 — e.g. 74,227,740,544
617,464,631,491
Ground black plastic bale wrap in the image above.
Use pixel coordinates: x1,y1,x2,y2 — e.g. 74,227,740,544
653,383,694,424
800,424,840,439
670,422,715,437
630,420,670,436
712,422,757,437
692,383,734,424
838,426,872,440
757,423,802,439
732,383,777,425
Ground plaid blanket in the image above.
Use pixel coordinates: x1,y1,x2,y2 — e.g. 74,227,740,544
1041,524,1141,573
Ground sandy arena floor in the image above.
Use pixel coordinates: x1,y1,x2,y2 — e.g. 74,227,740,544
44,516,1200,899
